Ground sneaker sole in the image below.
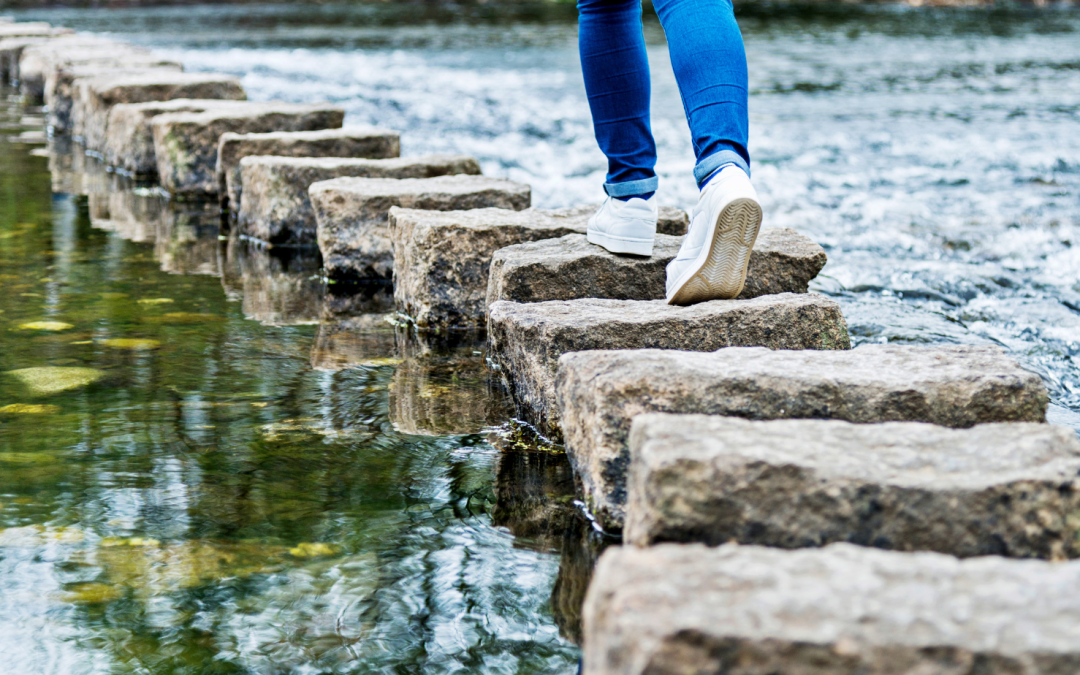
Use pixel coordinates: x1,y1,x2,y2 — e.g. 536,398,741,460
586,228,654,257
666,197,762,305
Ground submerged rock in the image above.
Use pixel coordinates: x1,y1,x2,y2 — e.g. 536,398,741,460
0,403,61,414
238,155,481,246
312,175,531,281
18,321,74,331
584,543,1080,675
100,338,161,350
557,344,1049,530
5,366,106,396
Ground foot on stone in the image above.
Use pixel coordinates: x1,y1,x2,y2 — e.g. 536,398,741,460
665,166,762,305
586,195,658,257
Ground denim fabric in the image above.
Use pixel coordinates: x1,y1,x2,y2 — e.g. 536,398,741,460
578,0,750,195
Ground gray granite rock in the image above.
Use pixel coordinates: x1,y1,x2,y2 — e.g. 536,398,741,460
557,344,1049,530
216,127,400,213
151,103,345,196
626,415,1080,558
391,205,689,329
487,293,850,439
104,99,250,178
583,542,1080,675
238,155,480,246
312,175,531,280
76,71,246,152
46,59,186,135
488,227,825,308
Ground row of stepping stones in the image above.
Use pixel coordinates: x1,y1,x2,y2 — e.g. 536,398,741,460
8,19,1080,675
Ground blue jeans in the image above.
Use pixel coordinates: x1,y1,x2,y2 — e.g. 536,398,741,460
578,0,750,198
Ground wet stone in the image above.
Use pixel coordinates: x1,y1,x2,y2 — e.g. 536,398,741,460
217,127,401,213
237,155,480,246
583,543,1080,675
626,415,1080,558
487,227,826,307
312,175,531,281
487,293,850,439
557,344,1050,531
151,102,345,196
390,205,688,329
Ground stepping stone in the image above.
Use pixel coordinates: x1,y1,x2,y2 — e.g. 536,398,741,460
0,36,50,84
104,99,249,178
45,59,185,134
151,102,345,196
76,70,246,151
312,175,531,280
237,155,480,246
488,227,825,308
391,205,688,329
219,235,324,326
487,293,850,439
626,414,1080,557
216,127,400,213
20,36,141,100
557,344,1049,530
583,543,1080,675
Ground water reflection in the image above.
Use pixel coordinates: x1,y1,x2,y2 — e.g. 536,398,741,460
219,235,325,326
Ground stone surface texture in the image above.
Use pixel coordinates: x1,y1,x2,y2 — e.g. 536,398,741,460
488,227,825,309
216,127,401,212
487,293,850,438
151,103,345,195
238,155,480,246
583,543,1080,675
77,70,246,151
45,59,182,133
556,344,1049,530
391,206,676,329
626,414,1080,558
312,175,531,280
20,36,148,100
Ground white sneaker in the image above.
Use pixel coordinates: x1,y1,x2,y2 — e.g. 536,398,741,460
586,195,658,257
665,166,762,305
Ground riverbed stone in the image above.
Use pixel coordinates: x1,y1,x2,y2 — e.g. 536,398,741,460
217,127,401,213
151,102,345,196
487,293,850,438
487,227,825,309
312,175,532,280
583,542,1080,675
390,205,689,329
557,344,1049,530
626,415,1080,558
237,155,480,246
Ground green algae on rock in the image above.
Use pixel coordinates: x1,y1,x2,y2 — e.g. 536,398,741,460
0,403,60,413
17,321,74,331
100,338,161,350
142,311,222,324
5,366,106,396
137,297,174,305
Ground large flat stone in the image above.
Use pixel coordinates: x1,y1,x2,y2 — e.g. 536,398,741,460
104,99,249,178
0,37,50,84
46,59,186,134
390,205,689,329
151,103,345,196
557,344,1049,530
19,36,144,101
487,293,850,439
583,543,1080,675
487,227,826,308
237,155,480,246
626,414,1080,558
312,175,531,280
217,127,401,213
77,70,246,152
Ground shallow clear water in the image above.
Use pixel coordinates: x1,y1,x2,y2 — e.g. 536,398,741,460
2,1,1080,673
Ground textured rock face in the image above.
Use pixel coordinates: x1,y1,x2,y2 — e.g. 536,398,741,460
237,155,480,246
626,415,1080,558
105,99,249,178
487,293,850,438
390,205,684,329
312,175,532,280
151,103,345,195
583,543,1080,675
556,344,1049,530
20,36,149,101
77,71,246,152
45,60,183,133
216,127,401,213
488,228,826,307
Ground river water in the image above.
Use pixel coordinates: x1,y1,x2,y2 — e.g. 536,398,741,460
1,2,1078,673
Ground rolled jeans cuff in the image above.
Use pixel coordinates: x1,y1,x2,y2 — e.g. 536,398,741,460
604,176,659,198
694,150,750,186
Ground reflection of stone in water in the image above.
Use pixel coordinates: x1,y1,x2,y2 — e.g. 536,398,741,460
311,314,397,372
219,234,324,326
48,136,112,196
155,201,221,276
322,282,394,320
550,518,611,645
90,184,169,245
388,329,514,436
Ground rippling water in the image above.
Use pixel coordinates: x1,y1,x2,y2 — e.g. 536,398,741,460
2,2,1079,673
